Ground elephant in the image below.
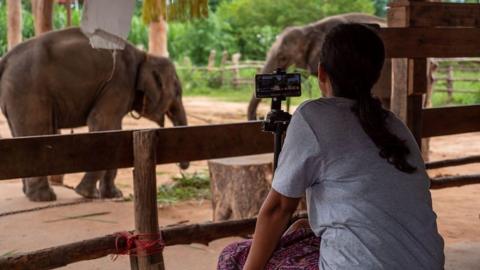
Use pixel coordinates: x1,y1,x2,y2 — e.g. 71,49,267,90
0,27,189,202
247,13,392,120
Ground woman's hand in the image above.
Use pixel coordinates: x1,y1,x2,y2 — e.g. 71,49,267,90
243,189,300,270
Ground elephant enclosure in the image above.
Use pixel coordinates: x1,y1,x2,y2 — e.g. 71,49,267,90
0,97,479,269
1,1,480,269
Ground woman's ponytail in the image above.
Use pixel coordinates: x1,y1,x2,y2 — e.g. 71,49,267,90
352,92,416,173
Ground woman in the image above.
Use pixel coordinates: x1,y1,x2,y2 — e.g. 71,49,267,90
218,23,444,270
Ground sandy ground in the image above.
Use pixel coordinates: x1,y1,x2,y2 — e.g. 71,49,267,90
0,97,479,269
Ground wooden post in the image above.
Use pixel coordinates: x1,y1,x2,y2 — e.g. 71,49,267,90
31,0,54,35
388,0,430,150
407,58,428,147
232,53,241,88
220,50,228,86
207,49,216,72
7,0,22,50
391,59,408,121
65,0,72,27
132,130,164,270
446,64,454,103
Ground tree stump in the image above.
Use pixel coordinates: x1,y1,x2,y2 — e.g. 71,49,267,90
208,154,273,221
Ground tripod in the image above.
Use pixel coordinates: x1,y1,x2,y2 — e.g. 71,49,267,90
262,97,292,172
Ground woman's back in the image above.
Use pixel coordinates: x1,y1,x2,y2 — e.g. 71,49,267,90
272,97,445,269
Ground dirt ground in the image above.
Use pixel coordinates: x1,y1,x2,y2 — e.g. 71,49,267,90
0,97,479,269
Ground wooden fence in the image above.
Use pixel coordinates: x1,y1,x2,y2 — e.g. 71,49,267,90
178,56,480,97
0,118,479,269
432,58,480,103
176,50,264,88
1,1,480,269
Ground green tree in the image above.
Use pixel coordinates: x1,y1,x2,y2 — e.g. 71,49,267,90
373,0,388,17
217,0,374,30
215,0,375,60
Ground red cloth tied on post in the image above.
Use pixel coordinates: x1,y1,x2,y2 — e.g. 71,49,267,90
113,231,165,259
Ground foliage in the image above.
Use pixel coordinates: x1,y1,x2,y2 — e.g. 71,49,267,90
168,12,238,64
142,0,208,24
431,62,480,106
217,0,374,29
128,13,149,50
216,0,375,60
156,172,211,204
373,0,388,17
0,2,82,56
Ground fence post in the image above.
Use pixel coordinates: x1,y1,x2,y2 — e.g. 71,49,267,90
131,130,165,270
446,64,454,103
232,53,241,88
220,50,228,86
183,56,192,73
207,49,216,72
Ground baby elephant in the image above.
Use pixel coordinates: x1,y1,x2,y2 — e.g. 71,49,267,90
0,28,189,201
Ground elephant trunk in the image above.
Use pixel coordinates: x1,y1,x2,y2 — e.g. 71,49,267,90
167,98,189,170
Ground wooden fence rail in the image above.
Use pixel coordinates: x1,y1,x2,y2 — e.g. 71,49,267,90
432,59,480,103
0,122,272,181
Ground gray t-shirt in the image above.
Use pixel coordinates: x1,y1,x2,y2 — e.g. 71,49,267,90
272,97,444,270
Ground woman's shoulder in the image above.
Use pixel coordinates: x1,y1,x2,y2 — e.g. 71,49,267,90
295,97,355,119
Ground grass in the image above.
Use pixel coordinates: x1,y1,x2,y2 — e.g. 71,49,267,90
179,66,323,106
156,172,211,205
431,68,480,107
178,63,480,108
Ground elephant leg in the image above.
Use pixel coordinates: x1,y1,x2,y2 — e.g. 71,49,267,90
99,169,123,198
23,176,57,202
75,102,124,199
49,129,64,185
6,105,57,202
75,171,104,198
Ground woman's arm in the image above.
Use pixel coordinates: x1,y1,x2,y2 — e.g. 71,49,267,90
243,189,300,270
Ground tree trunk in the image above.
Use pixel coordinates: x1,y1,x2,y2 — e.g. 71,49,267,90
208,154,273,221
148,16,168,57
7,0,22,50
31,0,54,35
65,0,72,27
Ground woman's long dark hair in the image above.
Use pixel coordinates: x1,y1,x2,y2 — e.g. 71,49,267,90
320,23,416,173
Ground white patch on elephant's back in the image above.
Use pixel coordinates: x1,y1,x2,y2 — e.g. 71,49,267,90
81,0,135,50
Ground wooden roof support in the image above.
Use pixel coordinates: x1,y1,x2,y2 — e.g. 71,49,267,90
389,1,480,27
380,28,480,58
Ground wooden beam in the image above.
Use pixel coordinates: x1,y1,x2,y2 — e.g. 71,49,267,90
391,59,408,122
0,122,273,181
407,94,424,146
0,130,133,180
430,174,480,189
0,213,306,270
154,122,272,165
132,130,164,270
422,105,480,138
389,1,480,27
426,155,480,170
380,28,480,58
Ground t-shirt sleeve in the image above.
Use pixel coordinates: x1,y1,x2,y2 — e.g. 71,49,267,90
271,111,320,198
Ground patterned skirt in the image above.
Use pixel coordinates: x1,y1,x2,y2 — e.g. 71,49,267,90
217,228,320,270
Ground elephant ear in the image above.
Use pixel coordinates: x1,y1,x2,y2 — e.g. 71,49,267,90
137,60,170,115
305,37,323,75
